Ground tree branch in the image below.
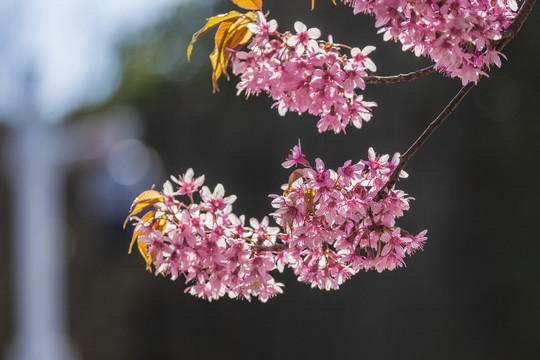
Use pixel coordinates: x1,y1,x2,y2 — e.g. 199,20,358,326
375,0,535,200
364,65,436,84
375,82,474,200
253,243,289,252
498,0,536,46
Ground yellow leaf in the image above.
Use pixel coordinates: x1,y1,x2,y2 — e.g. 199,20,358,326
187,11,242,61
218,17,254,77
155,217,169,232
210,49,223,92
304,188,316,211
311,0,336,10
231,0,263,10
128,211,155,254
211,13,255,91
137,240,155,272
214,19,237,79
123,190,163,228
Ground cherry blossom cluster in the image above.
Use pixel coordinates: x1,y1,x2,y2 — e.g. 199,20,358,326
127,142,427,300
231,12,377,133
339,0,518,84
130,169,284,302
270,141,427,290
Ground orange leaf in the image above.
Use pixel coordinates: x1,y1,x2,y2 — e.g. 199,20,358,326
214,19,237,79
311,0,336,10
231,0,263,10
187,11,242,61
128,211,155,254
210,49,223,92
210,14,255,91
137,240,155,271
123,189,163,228
221,26,252,72
217,16,254,78
304,188,316,211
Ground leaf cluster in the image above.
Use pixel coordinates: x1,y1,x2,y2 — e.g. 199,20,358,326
187,0,263,91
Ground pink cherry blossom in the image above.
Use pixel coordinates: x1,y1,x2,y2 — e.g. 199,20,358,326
339,0,518,84
231,12,378,133
287,21,321,55
127,145,427,300
281,139,310,168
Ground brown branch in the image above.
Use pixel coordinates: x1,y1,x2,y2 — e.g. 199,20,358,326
375,82,475,200
253,243,289,252
364,65,436,84
498,0,536,46
375,0,535,200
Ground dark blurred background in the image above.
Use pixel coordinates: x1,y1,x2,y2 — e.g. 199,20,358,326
1,0,539,359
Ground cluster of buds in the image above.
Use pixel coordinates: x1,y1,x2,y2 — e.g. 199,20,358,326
126,142,426,301
232,12,377,133
339,0,518,84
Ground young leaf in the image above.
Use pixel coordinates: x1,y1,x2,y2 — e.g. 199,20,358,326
123,190,163,228
187,11,242,61
128,211,155,254
137,240,154,271
311,0,336,10
209,49,223,92
217,15,255,77
214,19,237,77
210,13,255,91
231,0,263,10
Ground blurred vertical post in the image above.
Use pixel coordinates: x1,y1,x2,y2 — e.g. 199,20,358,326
5,72,77,360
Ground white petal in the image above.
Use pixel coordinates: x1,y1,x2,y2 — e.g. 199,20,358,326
362,45,376,55
294,21,307,33
214,183,225,197
286,36,299,47
365,59,377,72
247,22,260,34
163,180,174,196
307,27,321,39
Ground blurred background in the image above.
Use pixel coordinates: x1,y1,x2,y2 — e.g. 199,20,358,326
0,0,539,359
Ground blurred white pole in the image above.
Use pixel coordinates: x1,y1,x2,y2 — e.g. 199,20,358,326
5,74,77,360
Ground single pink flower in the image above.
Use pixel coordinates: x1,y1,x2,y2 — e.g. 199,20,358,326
282,139,310,168
287,21,321,55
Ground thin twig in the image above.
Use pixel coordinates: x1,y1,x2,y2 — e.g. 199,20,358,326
364,65,436,84
375,0,535,200
375,82,475,200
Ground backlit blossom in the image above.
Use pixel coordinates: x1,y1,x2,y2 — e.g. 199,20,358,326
340,0,518,84
232,12,378,133
127,144,427,300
